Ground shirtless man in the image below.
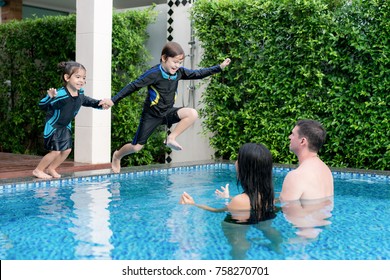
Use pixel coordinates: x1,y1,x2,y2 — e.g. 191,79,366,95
279,119,334,201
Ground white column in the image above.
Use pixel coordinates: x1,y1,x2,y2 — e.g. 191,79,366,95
75,0,112,163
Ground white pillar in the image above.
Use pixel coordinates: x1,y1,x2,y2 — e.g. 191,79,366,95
75,0,112,163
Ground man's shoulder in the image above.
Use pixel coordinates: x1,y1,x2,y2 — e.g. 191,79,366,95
285,168,302,179
283,167,312,190
280,170,304,201
282,169,302,190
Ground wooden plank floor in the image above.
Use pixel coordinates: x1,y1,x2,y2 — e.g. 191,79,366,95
0,152,111,180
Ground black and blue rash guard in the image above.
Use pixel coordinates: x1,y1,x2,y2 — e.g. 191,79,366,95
111,64,222,117
39,87,101,139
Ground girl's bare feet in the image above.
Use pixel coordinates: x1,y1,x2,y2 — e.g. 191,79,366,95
112,151,121,173
47,169,61,178
32,169,53,179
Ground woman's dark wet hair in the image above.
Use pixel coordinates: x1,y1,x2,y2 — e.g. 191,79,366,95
160,42,185,62
58,61,86,85
237,143,275,223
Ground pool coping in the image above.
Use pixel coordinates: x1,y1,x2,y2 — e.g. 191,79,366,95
0,159,389,188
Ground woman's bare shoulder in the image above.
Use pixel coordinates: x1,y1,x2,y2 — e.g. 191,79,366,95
228,193,250,211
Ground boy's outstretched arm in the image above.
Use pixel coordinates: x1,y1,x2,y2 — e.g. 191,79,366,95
220,58,231,69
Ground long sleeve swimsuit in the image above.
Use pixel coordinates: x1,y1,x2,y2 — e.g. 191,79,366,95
39,87,101,151
111,63,223,145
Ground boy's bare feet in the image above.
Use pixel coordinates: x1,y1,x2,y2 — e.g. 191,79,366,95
112,151,121,173
165,138,183,151
47,169,61,179
32,169,53,179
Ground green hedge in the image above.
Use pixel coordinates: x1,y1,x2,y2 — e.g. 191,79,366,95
192,0,389,170
0,9,166,166
0,15,76,155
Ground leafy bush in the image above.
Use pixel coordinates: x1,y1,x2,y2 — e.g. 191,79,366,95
192,0,389,170
0,15,76,154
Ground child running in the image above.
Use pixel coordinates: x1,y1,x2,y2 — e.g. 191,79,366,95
99,41,231,173
33,61,106,179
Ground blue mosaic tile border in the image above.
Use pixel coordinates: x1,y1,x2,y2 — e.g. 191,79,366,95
332,170,390,181
0,163,388,193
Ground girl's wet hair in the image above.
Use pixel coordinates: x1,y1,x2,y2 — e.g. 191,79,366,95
58,61,86,85
160,42,185,61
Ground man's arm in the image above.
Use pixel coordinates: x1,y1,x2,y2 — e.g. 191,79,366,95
279,171,304,202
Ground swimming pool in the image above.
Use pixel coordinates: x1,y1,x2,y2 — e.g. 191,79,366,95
0,163,389,260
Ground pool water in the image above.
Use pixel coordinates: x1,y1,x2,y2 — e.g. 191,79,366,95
0,164,389,260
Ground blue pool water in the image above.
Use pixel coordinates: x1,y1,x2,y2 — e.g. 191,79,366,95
0,164,389,260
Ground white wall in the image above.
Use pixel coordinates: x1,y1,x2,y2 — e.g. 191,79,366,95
121,4,168,65
166,3,215,163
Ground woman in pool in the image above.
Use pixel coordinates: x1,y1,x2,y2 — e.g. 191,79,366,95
180,142,276,224
180,143,281,258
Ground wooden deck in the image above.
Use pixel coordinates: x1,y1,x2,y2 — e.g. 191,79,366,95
0,152,111,181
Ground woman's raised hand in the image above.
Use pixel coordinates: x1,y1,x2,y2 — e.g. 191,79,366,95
215,183,230,199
